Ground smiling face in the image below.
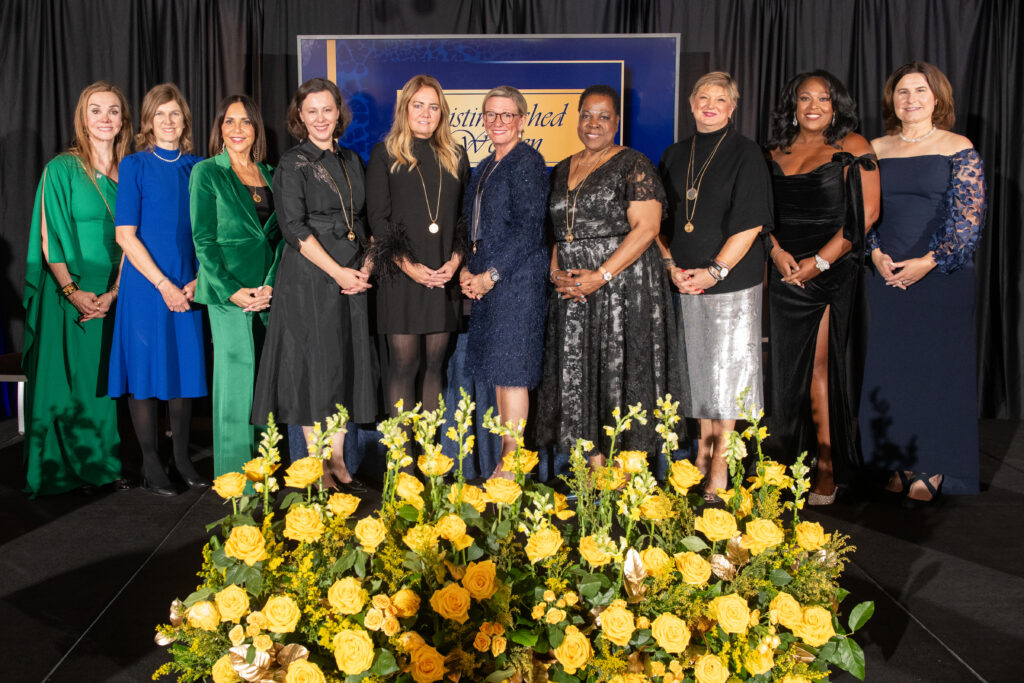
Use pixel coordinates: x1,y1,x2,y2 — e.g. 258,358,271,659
892,72,936,128
152,99,184,148
576,94,619,153
221,101,256,158
407,85,442,139
85,91,123,143
482,95,524,151
794,77,833,134
690,84,736,133
299,90,341,149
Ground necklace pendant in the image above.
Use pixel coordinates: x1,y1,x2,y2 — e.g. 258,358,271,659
347,230,356,242
252,192,261,203
566,233,574,243
473,242,478,254
684,222,695,233
428,222,439,234
686,187,698,201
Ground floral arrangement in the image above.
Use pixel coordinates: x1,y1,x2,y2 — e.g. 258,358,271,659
155,391,872,683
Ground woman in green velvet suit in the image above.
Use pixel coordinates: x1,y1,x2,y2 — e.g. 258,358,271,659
189,95,282,477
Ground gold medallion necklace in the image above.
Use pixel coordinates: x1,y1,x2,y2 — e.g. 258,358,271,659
683,128,729,233
414,151,443,234
318,151,356,241
565,147,612,243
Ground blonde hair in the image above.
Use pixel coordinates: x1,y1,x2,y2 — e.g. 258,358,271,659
482,85,528,116
135,83,194,153
690,71,740,105
384,74,462,177
69,81,133,176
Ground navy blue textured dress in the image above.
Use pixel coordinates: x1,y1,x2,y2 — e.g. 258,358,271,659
463,142,549,388
108,147,207,399
860,149,985,494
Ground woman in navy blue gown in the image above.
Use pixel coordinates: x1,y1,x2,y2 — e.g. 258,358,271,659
109,83,208,495
861,62,986,503
459,86,548,476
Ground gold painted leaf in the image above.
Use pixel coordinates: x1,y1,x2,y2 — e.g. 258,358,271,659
275,643,309,668
726,536,750,567
789,644,816,663
623,548,648,602
710,553,737,581
154,630,176,646
168,599,184,627
230,645,272,682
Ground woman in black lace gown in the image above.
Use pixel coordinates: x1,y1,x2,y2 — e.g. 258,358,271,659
537,85,675,460
764,71,879,504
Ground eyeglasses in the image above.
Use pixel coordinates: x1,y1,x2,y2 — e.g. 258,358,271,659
482,111,519,124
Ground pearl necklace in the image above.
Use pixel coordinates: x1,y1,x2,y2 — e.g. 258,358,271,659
153,146,182,163
899,126,937,143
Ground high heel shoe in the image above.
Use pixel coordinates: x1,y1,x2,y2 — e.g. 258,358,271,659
182,473,212,489
902,473,942,509
142,478,179,497
807,487,838,506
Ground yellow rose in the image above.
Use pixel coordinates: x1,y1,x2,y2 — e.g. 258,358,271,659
453,533,474,551
461,559,498,601
435,514,467,542
372,593,393,612
253,633,273,652
532,602,546,619
284,505,325,543
213,472,247,499
636,615,650,629
594,466,627,490
391,588,421,618
543,590,556,602
328,577,366,615
417,451,454,477
364,607,384,631
483,477,522,505
263,595,301,633
382,615,400,636
709,593,750,634
740,518,785,555
579,535,613,567
769,592,804,630
285,659,326,683
212,654,241,683
284,457,323,489
354,515,387,553
448,483,486,513
794,521,831,551
552,492,576,520
694,653,729,683
228,624,245,645
473,631,491,652
395,472,425,503
215,584,250,623
430,582,471,623
399,631,427,654
491,635,507,655
410,644,446,683
651,613,690,653
243,458,276,482
502,448,539,474
743,646,774,676
186,601,220,631
554,625,592,675
694,508,739,542
747,460,793,489
327,492,361,518
224,525,268,566
525,526,564,564
639,494,673,521
247,610,266,629
564,591,579,606
546,607,567,624
615,450,648,473
600,599,635,647
333,629,375,675
403,524,440,553
674,551,712,585
717,486,753,518
793,605,836,647
668,459,703,493
640,547,673,576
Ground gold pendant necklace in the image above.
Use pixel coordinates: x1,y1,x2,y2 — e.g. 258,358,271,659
683,129,728,233
319,151,356,241
415,152,443,235
471,156,502,254
565,147,612,243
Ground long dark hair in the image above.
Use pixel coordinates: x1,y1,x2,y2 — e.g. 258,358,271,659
207,94,267,161
766,70,859,151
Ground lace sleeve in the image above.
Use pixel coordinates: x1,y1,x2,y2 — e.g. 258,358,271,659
929,148,986,274
626,151,667,210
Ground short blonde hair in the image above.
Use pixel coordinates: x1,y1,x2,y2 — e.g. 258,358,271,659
482,85,528,116
690,71,740,104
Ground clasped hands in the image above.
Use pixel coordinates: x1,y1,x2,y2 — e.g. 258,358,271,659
552,268,605,303
460,267,494,300
230,285,273,311
158,278,197,313
669,266,717,295
403,257,457,290
772,250,820,288
871,249,935,290
69,289,114,322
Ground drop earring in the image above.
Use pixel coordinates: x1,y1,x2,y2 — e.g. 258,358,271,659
792,115,797,127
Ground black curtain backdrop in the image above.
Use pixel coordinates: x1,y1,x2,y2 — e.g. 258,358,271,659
1,0,1021,417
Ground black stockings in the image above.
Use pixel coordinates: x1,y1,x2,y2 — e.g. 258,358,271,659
386,332,450,416
128,397,197,486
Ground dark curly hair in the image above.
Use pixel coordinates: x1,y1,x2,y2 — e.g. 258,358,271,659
766,70,859,152
578,84,620,116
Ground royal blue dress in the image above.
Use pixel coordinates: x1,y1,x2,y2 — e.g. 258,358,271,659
108,147,207,399
860,149,985,494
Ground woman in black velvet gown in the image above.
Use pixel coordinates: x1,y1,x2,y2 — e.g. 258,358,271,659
764,71,879,504
367,75,469,419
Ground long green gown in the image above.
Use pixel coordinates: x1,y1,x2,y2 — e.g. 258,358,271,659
22,153,122,496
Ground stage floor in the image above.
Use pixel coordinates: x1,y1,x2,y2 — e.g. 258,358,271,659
1,416,1021,682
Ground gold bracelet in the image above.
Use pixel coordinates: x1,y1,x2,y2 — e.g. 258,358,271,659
61,281,80,297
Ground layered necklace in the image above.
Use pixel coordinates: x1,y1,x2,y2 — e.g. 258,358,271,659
415,151,443,234
318,150,356,241
564,146,613,243
230,158,265,203
683,128,729,233
471,155,503,254
899,125,937,143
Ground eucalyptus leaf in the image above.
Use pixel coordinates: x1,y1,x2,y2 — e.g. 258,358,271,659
848,601,875,633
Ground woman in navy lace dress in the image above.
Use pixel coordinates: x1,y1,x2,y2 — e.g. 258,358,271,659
764,71,879,505
860,62,986,503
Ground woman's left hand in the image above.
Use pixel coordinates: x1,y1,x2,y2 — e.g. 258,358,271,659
780,257,821,288
677,267,717,295
887,255,936,289
559,269,604,302
433,255,460,284
462,272,494,300
78,291,114,322
183,279,197,302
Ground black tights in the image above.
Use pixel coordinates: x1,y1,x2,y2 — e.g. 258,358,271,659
128,397,196,486
386,333,450,417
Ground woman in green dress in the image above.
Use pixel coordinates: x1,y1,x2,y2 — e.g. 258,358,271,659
22,81,134,496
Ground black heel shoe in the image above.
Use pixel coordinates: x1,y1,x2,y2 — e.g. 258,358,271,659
142,478,179,497
902,473,942,509
181,472,212,489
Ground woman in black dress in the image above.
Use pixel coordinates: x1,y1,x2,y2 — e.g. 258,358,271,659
367,75,468,419
252,78,378,488
657,72,773,500
537,85,674,462
764,71,879,505
459,86,549,476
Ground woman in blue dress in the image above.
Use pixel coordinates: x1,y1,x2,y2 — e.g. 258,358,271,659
109,83,208,495
861,62,986,504
459,86,549,477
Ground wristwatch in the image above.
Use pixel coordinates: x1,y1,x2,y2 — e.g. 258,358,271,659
813,253,831,272
599,266,613,282
487,267,501,283
707,259,730,282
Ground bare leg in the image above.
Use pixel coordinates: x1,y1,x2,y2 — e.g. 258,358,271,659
490,386,529,479
810,308,836,496
302,425,350,488
705,419,736,496
695,418,715,475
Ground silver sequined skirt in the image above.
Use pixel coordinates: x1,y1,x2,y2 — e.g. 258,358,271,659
673,285,763,420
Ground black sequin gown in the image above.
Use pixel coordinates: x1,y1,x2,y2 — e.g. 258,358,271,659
536,148,677,455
